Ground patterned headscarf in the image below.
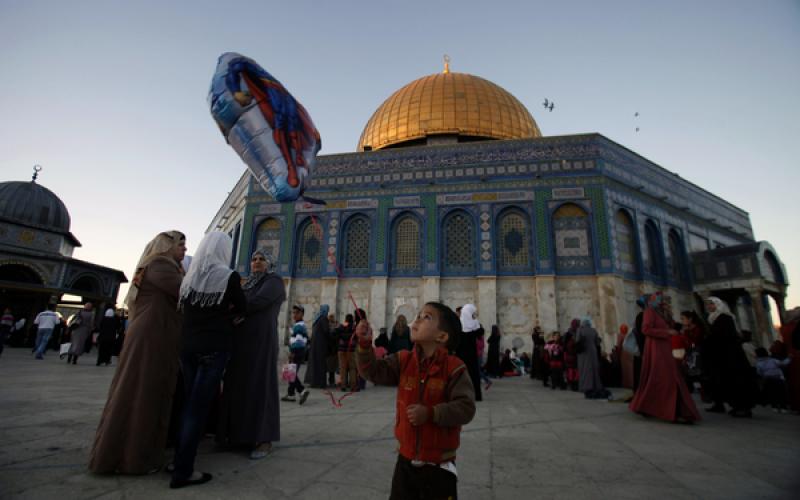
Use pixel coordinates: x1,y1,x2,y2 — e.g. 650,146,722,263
242,247,277,290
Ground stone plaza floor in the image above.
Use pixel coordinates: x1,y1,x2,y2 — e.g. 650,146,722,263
0,347,798,499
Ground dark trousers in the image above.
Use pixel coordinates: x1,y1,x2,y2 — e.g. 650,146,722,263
550,367,566,389
763,378,789,409
390,455,457,500
288,349,305,396
173,351,229,481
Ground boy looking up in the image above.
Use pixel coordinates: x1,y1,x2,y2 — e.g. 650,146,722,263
356,302,476,500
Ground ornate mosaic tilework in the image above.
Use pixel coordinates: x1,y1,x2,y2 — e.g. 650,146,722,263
667,229,688,288
644,220,664,278
442,211,475,274
498,211,530,270
280,203,295,265
255,217,282,267
586,187,610,260
296,219,322,274
422,194,437,262
343,216,370,273
614,209,638,274
534,190,552,260
375,197,390,264
393,216,421,272
553,204,594,273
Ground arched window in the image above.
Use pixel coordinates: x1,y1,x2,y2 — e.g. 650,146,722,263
442,210,475,275
644,220,663,279
553,203,594,274
391,214,421,275
615,209,639,275
295,219,322,275
497,209,531,272
254,217,281,263
668,229,688,287
342,215,371,274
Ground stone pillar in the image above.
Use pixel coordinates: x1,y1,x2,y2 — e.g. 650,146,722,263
370,277,388,329
535,276,558,333
776,296,787,327
422,277,440,304
746,287,772,347
596,275,625,350
477,277,497,329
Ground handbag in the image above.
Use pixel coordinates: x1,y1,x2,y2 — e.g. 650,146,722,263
622,329,640,356
59,342,72,357
281,363,297,383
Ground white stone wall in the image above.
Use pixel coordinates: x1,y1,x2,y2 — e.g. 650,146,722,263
386,278,423,330
497,277,537,337
440,278,479,313
555,277,599,332
285,274,701,358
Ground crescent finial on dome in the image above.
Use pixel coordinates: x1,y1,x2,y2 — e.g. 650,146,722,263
443,54,450,74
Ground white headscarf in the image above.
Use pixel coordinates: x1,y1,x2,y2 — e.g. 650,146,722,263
179,231,233,308
460,304,481,333
706,296,733,325
104,308,115,318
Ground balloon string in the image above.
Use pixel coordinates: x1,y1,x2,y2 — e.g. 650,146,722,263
307,206,366,408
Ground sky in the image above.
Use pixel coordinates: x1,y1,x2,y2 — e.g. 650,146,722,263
1,0,798,309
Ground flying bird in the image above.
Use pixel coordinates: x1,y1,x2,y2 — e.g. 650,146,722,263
634,112,639,117
543,99,554,112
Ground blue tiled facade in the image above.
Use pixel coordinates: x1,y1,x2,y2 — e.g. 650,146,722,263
234,134,753,291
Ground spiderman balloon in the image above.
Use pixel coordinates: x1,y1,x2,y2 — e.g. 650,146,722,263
209,53,321,203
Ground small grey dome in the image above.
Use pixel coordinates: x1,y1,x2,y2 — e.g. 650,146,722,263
0,181,71,233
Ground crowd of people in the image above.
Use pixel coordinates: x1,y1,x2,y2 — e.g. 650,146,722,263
2,228,798,497
0,302,128,366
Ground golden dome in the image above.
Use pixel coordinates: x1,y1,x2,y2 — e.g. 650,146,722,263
357,71,541,151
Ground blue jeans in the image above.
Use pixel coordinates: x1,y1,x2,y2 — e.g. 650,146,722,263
173,351,229,481
34,328,54,357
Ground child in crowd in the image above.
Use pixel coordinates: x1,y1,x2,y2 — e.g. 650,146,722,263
355,302,476,499
755,347,791,413
282,305,310,404
544,332,566,390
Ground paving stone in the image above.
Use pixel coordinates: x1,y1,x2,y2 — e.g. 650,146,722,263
0,348,798,499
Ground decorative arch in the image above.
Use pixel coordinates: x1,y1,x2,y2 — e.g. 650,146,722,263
0,262,45,284
496,207,532,273
294,217,322,276
614,208,640,276
390,212,423,276
253,217,282,263
668,228,689,288
340,213,371,275
69,274,103,294
441,209,476,275
644,219,665,280
763,250,786,285
552,203,594,274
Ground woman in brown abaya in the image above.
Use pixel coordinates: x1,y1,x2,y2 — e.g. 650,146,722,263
89,231,186,474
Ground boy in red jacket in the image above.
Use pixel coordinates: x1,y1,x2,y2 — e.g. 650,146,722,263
356,302,476,499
